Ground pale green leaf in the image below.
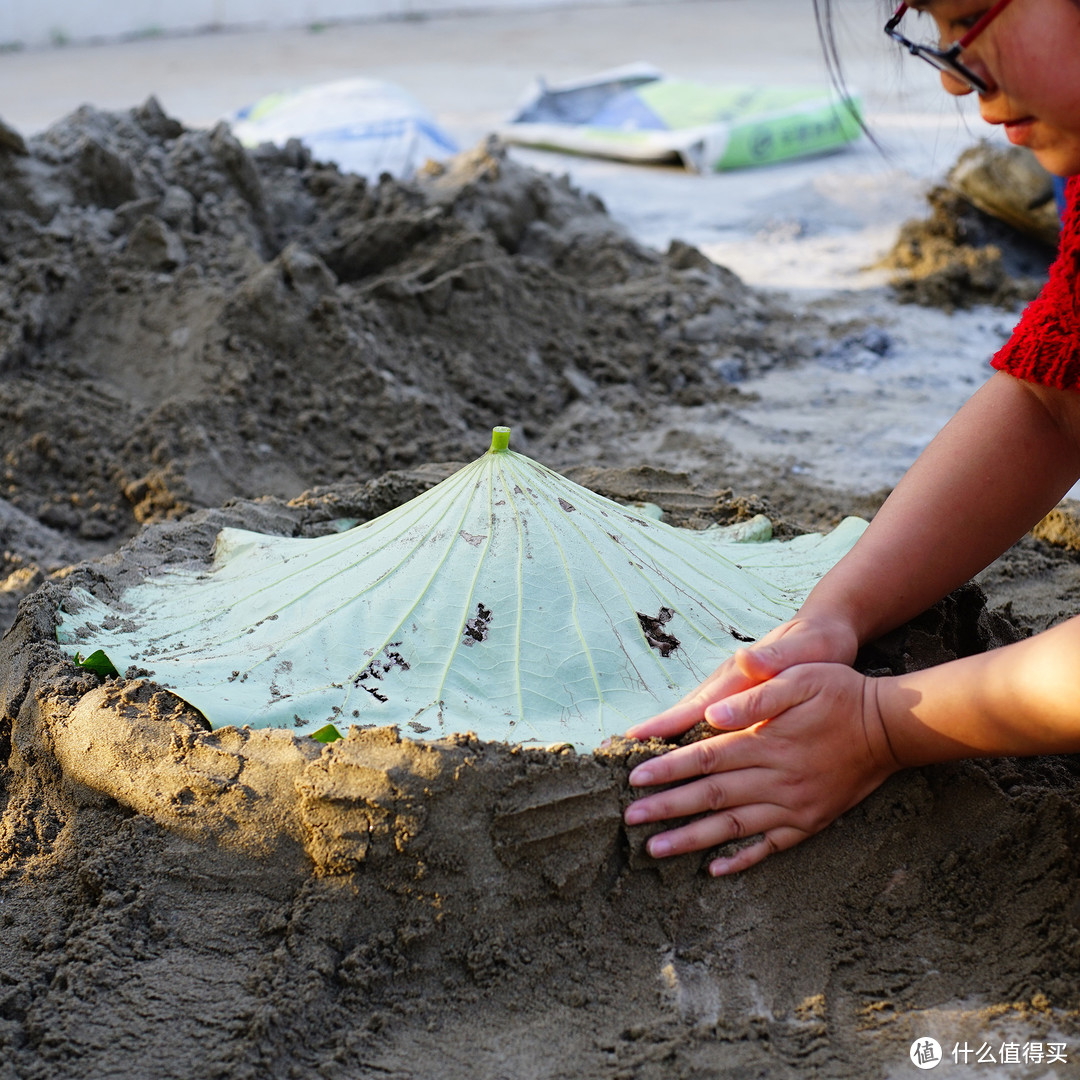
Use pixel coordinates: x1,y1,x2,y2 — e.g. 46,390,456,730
57,432,864,750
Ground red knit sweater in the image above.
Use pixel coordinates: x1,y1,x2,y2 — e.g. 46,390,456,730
991,175,1080,388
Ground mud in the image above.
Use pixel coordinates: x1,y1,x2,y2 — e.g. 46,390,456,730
882,185,1056,312
3,99,1080,1079
881,142,1059,312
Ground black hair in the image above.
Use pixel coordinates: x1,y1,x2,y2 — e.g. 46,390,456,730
811,0,848,101
812,0,889,145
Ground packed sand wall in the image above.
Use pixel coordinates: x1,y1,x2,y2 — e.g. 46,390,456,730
3,479,1080,1079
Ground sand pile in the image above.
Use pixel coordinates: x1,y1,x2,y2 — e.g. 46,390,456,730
4,100,1080,1078
0,98,828,635
881,142,1058,312
4,478,1080,1079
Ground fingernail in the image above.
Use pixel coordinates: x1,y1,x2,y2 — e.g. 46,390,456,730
624,805,646,825
629,765,655,785
706,702,734,727
648,837,672,857
709,858,731,877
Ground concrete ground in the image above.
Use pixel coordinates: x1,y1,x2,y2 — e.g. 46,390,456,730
1,0,1019,494
0,0,991,282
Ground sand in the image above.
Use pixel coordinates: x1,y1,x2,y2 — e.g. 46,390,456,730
3,98,1080,1079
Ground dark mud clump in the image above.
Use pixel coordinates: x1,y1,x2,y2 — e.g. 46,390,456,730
1030,499,1080,555
881,143,1059,311
883,186,1055,311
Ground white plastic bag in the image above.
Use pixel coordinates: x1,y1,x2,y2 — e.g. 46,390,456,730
229,78,458,180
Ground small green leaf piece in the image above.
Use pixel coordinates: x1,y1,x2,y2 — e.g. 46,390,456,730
74,649,119,678
311,723,343,744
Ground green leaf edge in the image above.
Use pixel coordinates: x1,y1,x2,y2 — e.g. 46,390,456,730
74,649,120,678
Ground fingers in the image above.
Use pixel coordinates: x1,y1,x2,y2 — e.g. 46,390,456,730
733,644,782,683
624,612,857,743
625,647,773,740
624,698,711,741
628,729,744,788
703,667,815,730
630,675,815,788
621,651,870,878
709,827,806,876
636,800,805,864
623,777,813,876
624,766,772,826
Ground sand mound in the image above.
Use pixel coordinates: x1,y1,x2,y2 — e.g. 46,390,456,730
4,477,1080,1078
881,143,1058,312
0,98,831,635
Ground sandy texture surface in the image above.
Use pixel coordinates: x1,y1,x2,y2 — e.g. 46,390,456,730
3,97,1080,1079
5,475,1080,1080
0,101,830,628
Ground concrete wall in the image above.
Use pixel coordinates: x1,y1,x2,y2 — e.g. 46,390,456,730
1,0,651,49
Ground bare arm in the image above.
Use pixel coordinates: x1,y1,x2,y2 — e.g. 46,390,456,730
878,613,1080,764
628,371,1080,739
801,370,1080,645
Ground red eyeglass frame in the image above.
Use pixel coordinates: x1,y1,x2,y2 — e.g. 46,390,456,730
885,0,1016,92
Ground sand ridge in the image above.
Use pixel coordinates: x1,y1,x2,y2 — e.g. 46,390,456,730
3,471,1080,1077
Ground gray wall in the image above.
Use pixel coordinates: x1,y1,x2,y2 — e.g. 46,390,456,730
2,0,676,49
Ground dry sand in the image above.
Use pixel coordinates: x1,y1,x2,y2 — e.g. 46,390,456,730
3,96,1080,1079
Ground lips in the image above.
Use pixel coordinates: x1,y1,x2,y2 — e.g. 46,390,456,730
984,111,1039,144
1002,116,1036,146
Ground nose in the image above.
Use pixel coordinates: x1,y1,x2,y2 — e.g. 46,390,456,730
940,70,975,96
940,57,997,97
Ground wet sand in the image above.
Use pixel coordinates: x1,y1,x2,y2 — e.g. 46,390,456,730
2,9,1080,1077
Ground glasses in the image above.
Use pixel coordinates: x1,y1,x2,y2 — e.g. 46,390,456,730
884,0,1015,93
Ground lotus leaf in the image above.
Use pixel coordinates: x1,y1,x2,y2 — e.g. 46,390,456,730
57,429,865,750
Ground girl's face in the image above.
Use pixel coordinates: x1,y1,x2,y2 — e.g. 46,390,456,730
915,0,1080,175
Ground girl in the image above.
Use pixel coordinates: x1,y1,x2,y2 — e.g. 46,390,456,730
623,0,1080,876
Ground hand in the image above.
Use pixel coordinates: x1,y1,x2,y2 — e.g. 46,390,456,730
625,613,860,742
623,663,899,875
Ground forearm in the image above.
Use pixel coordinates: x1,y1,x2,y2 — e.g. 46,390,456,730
801,372,1080,645
875,613,1080,765
627,375,1080,743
